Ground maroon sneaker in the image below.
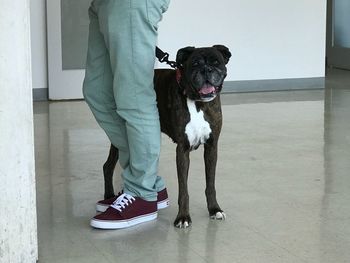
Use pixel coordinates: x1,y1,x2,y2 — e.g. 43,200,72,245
155,188,169,209
90,193,157,229
95,191,123,213
96,188,169,212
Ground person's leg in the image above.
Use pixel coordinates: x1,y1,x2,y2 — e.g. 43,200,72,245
83,2,132,180
95,0,170,201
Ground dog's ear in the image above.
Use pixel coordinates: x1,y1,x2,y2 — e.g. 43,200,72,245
176,46,196,66
213,45,231,64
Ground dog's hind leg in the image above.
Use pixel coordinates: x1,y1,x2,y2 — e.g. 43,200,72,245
174,144,192,228
103,144,119,199
204,141,226,220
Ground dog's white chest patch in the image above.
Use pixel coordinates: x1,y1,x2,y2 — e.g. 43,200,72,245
185,99,212,148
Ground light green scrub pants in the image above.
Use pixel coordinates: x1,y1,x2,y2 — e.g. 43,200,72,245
83,0,170,201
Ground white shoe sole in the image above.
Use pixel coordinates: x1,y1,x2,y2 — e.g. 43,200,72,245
96,198,169,213
90,212,158,229
156,199,170,210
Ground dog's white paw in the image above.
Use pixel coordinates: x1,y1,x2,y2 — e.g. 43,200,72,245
176,220,191,229
174,215,192,229
210,211,226,220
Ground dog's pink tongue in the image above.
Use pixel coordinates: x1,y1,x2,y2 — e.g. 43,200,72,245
200,86,215,94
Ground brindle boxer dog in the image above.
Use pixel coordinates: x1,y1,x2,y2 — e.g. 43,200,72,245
102,45,231,228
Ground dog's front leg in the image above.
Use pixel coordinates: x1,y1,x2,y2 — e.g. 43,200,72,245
103,144,119,199
204,141,226,220
174,144,192,228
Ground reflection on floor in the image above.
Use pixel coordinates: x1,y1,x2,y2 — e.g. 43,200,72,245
34,69,350,263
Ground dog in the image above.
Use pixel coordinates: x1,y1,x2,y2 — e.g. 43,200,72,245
102,45,231,228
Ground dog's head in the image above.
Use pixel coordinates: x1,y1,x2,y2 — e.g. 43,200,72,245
176,45,231,102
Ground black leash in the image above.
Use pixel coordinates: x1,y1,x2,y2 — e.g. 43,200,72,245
155,47,178,69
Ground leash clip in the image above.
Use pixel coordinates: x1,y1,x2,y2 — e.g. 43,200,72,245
156,47,178,69
168,61,178,68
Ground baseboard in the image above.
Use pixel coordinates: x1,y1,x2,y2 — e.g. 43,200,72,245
33,88,48,101
222,77,325,93
32,78,324,101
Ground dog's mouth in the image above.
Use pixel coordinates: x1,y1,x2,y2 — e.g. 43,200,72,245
197,83,221,102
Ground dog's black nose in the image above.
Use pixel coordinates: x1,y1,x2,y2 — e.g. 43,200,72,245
205,65,213,73
201,65,213,75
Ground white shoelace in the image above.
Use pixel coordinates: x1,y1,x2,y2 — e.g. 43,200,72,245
110,193,135,212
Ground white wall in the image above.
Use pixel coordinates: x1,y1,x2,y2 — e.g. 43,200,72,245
31,0,327,92
30,0,47,90
158,0,327,81
0,0,38,262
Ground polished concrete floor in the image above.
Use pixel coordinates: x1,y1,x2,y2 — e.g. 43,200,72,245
34,69,350,263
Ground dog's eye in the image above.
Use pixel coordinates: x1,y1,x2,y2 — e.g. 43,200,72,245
213,60,220,65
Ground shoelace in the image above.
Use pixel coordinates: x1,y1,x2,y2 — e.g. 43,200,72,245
110,193,135,212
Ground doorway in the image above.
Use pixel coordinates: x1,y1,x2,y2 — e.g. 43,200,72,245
326,0,350,70
47,0,90,100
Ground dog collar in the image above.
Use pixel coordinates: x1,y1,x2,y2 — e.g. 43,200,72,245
176,68,182,84
176,68,187,96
